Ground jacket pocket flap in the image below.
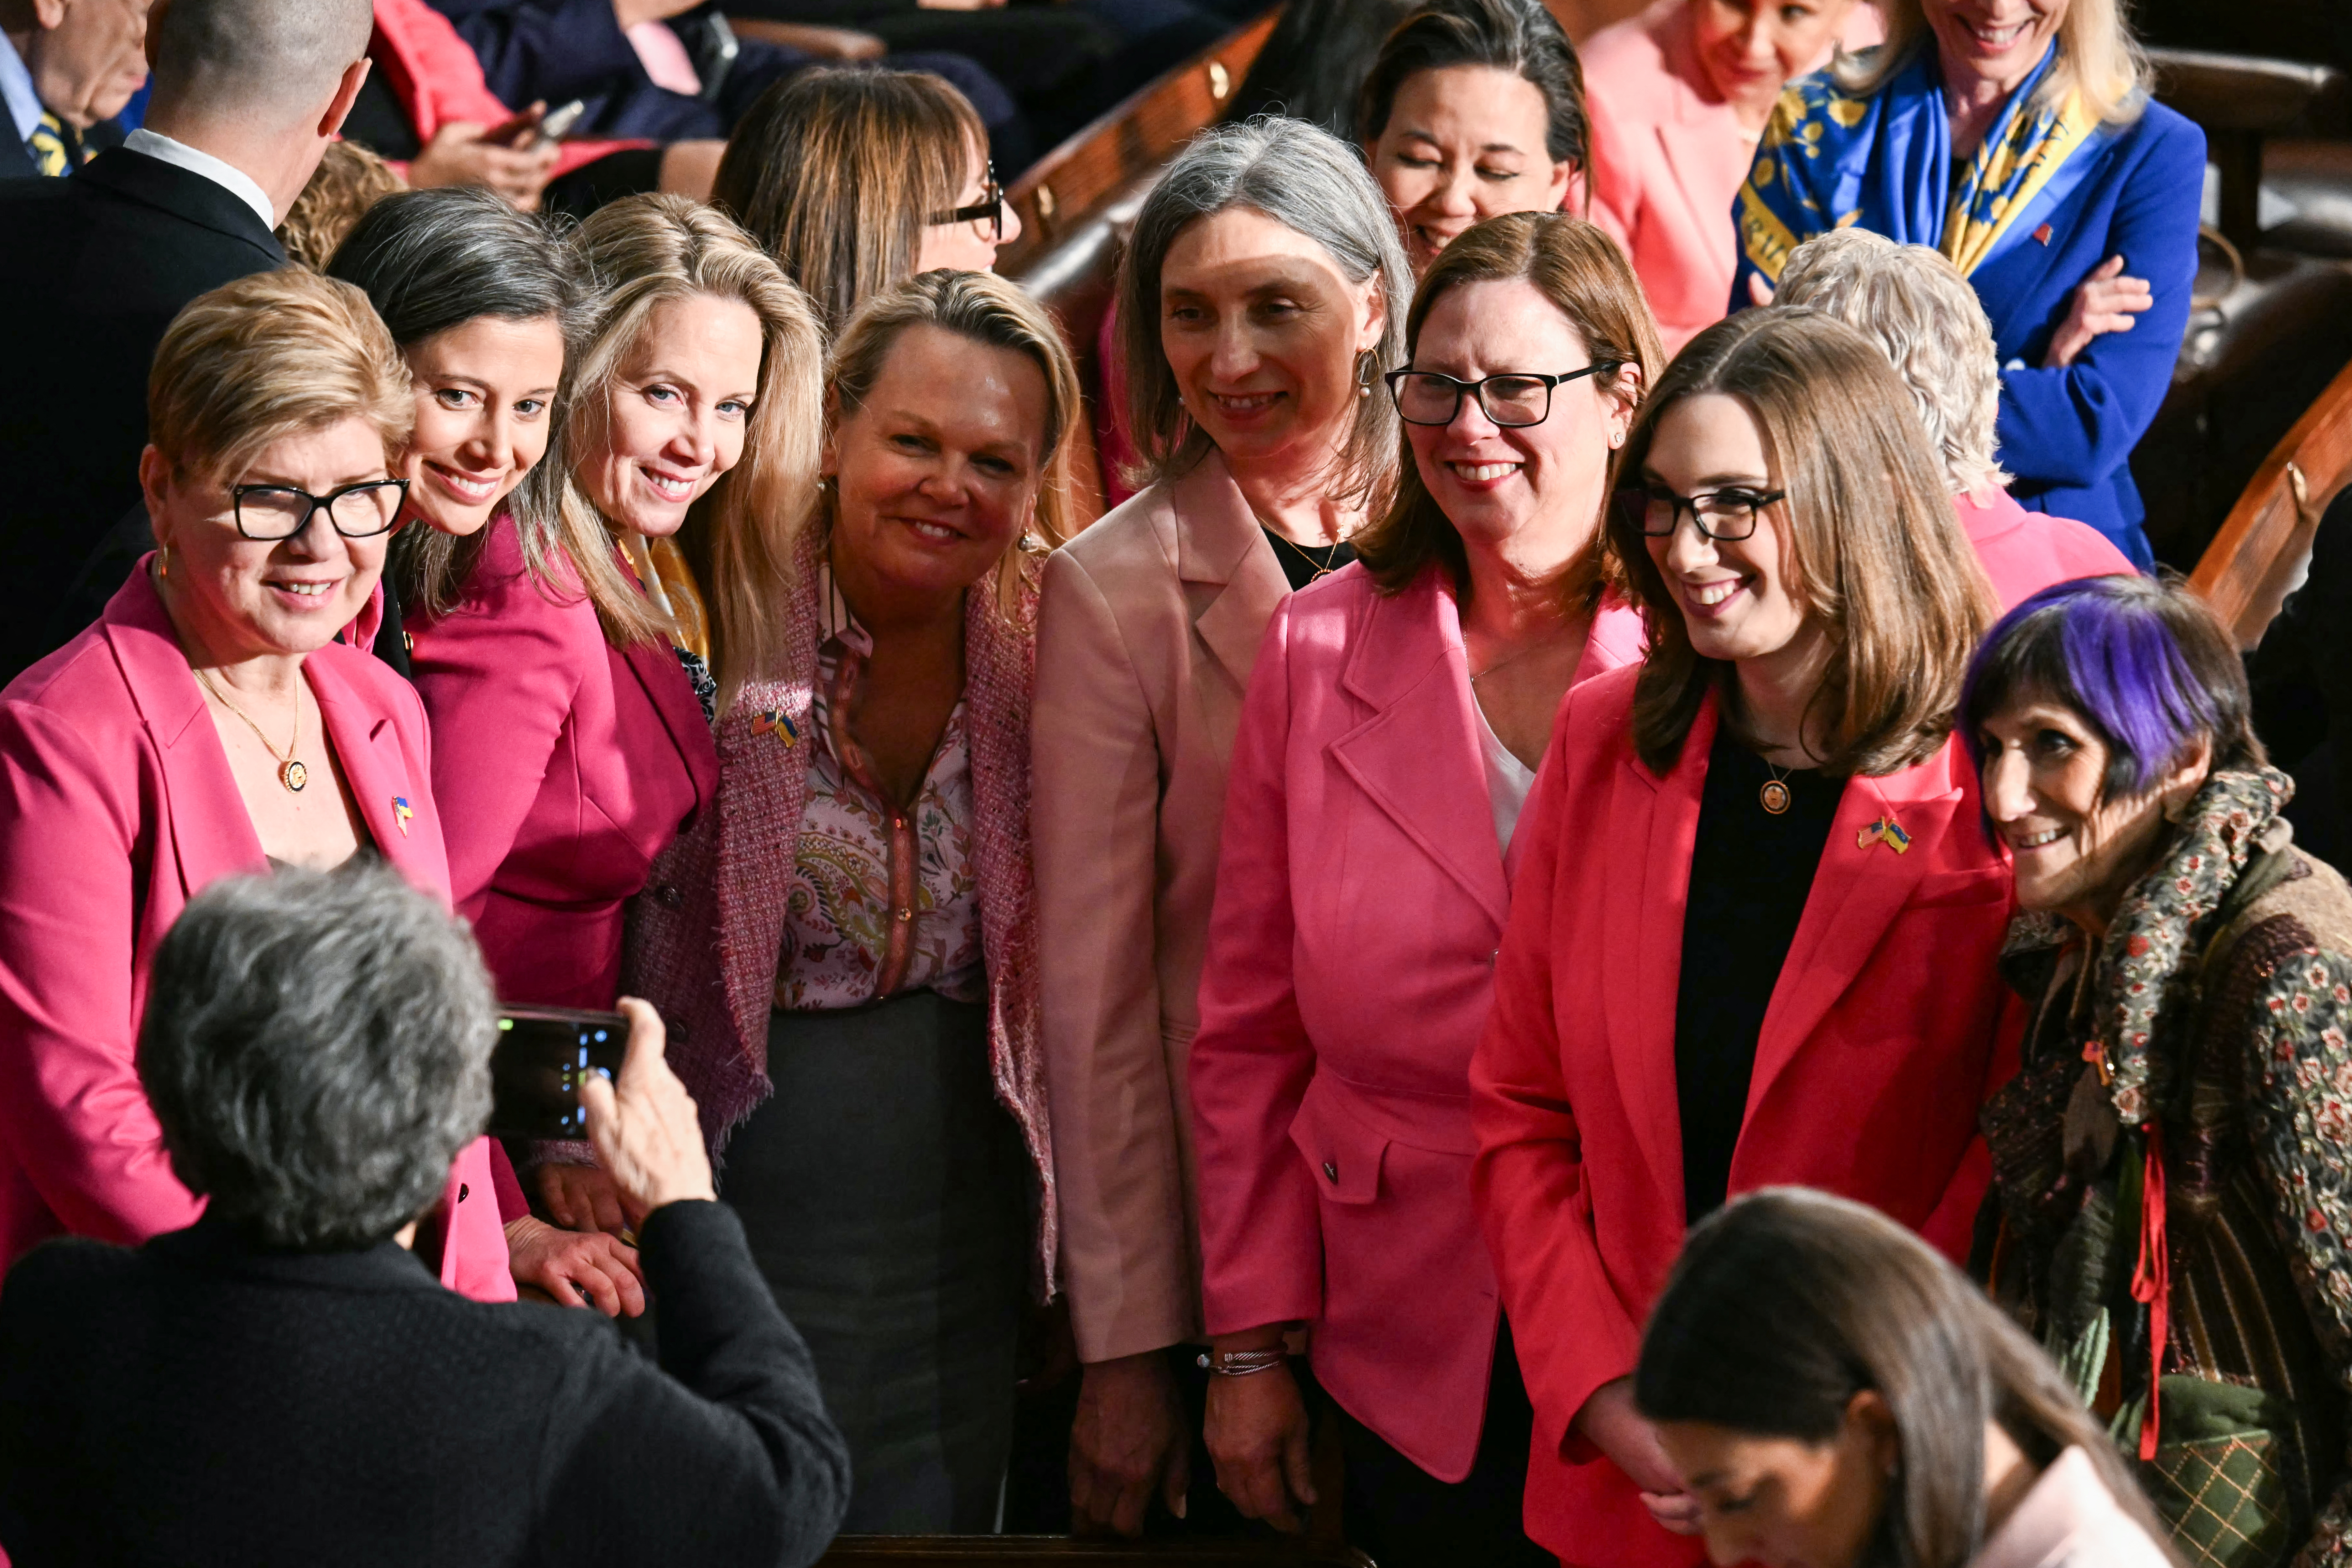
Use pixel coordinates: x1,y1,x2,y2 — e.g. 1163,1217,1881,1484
1287,1076,1387,1205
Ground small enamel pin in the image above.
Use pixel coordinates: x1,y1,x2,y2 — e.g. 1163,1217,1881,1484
751,709,801,746
1857,815,1912,854
391,796,414,837
2033,222,2054,245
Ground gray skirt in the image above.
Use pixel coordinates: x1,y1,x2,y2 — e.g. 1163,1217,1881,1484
721,992,1028,1533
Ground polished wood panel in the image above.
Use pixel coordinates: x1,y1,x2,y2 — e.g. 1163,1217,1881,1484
2189,352,2352,646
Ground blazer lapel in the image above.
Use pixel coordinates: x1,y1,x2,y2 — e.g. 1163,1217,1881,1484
1176,454,1290,699
1741,744,1964,1121
1603,696,1714,1206
618,637,720,823
1327,574,1510,931
309,664,437,887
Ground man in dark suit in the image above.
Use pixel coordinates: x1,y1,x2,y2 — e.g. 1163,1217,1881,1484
0,0,373,679
0,0,149,179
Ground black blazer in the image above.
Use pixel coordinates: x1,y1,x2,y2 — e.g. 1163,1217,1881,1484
0,1200,851,1568
0,146,283,682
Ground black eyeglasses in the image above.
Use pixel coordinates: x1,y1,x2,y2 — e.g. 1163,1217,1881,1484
929,161,1003,242
230,480,410,541
1384,363,1622,428
1619,484,1787,543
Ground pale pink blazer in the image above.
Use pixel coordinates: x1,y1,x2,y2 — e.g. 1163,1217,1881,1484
1583,0,1878,356
1033,452,1290,1365
1970,1448,2173,1568
0,566,513,1303
1189,561,1643,1482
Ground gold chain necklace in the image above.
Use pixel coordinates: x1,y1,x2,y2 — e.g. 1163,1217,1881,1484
1469,627,1573,685
1759,758,1795,814
1262,525,1346,584
196,667,308,793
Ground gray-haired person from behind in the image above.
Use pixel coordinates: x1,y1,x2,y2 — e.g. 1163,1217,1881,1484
1771,229,2136,608
0,865,850,1568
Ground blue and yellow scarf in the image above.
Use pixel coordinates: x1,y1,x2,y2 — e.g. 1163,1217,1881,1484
1735,42,2112,283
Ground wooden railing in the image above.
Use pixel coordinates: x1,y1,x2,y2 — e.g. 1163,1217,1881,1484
2189,352,2352,645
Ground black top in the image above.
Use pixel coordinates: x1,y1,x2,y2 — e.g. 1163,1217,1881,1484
1261,527,1356,592
0,1200,850,1567
1673,728,1840,1223
0,148,284,682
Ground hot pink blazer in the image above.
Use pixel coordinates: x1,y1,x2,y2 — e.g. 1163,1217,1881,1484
1958,486,2137,607
408,516,718,1010
1470,668,2023,1566
0,565,513,1303
1189,562,1644,1483
1582,0,1878,356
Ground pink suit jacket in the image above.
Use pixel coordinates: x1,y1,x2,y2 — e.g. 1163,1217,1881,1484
409,516,718,1010
1957,486,2137,607
1189,562,1643,1482
0,565,513,1303
1470,668,2023,1566
1583,0,1878,357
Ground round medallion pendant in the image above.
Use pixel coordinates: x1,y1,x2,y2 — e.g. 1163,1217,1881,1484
1759,779,1790,815
279,758,308,794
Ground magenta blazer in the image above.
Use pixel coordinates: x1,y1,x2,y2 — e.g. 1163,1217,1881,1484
0,565,514,1303
409,516,718,1010
1189,562,1643,1483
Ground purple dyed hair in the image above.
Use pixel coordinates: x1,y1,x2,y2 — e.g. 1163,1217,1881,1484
1959,575,2262,799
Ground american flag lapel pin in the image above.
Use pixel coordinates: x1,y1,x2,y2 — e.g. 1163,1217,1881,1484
751,709,800,745
391,796,414,837
1856,814,1912,854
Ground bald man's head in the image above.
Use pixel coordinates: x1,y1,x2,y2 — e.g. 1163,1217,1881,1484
146,0,371,129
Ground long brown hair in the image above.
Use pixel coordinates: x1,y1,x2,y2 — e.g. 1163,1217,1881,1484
712,68,986,336
1608,308,1996,779
1638,1187,2181,1568
1354,210,1660,602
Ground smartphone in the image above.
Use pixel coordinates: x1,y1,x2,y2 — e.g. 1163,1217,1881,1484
483,98,585,149
536,98,588,142
489,1007,626,1139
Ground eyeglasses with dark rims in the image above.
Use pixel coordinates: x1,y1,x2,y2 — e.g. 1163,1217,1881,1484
1383,362,1623,428
1617,483,1787,543
229,479,410,541
928,161,1004,243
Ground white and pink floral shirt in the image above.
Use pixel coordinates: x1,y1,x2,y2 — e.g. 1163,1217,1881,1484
775,567,985,1010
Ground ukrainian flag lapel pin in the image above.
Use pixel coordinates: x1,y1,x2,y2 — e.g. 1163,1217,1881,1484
1856,814,1911,854
391,796,414,837
751,709,800,746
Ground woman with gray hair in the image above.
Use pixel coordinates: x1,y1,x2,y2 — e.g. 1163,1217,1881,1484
1031,115,1408,1537
1774,229,2134,606
0,863,852,1566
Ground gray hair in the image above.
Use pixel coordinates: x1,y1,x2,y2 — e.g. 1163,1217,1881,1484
1117,116,1411,504
1775,228,2009,498
148,0,373,128
137,863,498,1251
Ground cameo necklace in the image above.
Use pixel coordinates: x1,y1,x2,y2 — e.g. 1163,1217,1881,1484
197,667,308,793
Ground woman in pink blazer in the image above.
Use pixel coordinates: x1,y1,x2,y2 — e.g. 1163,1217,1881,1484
408,197,822,1248
1581,0,1876,355
1187,212,1663,1567
1470,309,2022,1568
0,270,515,1303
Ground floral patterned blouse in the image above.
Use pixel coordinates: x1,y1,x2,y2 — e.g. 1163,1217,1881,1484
774,566,985,1011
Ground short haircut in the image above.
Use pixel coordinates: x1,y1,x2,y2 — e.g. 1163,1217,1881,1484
1775,228,2007,497
147,0,372,127
276,140,404,271
711,68,987,335
1960,574,2264,800
1609,307,1999,778
1355,211,1661,600
823,268,1085,614
1356,0,1587,172
1118,116,1411,505
147,268,412,489
137,863,497,1251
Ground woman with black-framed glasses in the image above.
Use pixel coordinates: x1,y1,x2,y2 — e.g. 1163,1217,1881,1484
0,268,534,1307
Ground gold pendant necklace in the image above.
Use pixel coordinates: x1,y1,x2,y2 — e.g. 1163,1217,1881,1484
1263,525,1344,584
196,668,307,793
1760,759,1794,815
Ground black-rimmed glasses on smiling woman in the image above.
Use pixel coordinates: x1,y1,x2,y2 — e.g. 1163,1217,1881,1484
929,161,1004,242
1383,362,1623,428
1618,483,1786,543
230,479,410,541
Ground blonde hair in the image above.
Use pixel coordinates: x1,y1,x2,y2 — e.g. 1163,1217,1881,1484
1607,308,1998,778
712,68,986,335
148,269,412,488
1838,0,2148,126
1356,211,1662,603
819,270,1083,615
1775,228,2008,498
277,140,404,270
525,194,824,709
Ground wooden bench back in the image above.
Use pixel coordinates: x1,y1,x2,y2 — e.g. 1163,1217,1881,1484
2189,353,2352,645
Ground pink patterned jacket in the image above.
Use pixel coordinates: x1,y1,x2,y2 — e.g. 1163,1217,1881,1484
624,528,1058,1287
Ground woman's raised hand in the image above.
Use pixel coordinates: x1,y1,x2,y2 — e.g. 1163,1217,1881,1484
578,997,717,1214
2043,254,2153,369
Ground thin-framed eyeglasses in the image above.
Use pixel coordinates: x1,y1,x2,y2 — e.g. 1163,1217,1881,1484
1619,483,1787,543
1383,362,1623,428
229,479,410,541
929,161,1003,242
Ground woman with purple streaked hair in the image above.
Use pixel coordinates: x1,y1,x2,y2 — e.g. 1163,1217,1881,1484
1963,572,2352,1567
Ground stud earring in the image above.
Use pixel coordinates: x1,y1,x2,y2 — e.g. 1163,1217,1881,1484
156,544,170,580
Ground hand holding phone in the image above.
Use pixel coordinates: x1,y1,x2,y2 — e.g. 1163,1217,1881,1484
489,1006,626,1139
579,998,716,1213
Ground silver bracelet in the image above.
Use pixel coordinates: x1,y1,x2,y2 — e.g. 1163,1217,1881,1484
1198,1348,1289,1377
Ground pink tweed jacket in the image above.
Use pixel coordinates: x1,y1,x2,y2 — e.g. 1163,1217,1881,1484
626,528,1057,1284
